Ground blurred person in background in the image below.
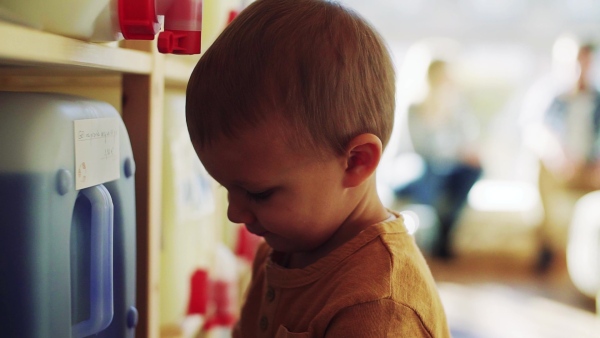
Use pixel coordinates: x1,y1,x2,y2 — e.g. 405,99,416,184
526,42,600,272
394,59,482,259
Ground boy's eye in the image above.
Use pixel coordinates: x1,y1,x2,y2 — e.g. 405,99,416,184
246,189,273,202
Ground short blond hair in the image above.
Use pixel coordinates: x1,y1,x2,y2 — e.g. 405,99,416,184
186,0,395,155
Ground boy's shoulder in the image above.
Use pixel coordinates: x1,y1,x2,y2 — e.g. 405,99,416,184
321,223,447,335
332,221,430,284
329,220,441,301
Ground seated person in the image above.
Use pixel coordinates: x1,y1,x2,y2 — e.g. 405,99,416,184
395,59,482,259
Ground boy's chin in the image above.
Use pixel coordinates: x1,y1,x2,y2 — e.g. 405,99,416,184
263,236,292,253
265,236,320,255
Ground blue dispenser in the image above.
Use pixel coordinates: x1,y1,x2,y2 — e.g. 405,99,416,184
0,92,138,337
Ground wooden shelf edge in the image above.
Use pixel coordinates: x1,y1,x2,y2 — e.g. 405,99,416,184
0,21,153,74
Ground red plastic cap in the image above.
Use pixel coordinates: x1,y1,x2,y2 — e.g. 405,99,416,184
118,0,161,39
228,10,239,25
158,30,201,54
187,269,209,315
202,280,238,330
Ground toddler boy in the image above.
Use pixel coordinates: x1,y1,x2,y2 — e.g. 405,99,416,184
186,0,450,336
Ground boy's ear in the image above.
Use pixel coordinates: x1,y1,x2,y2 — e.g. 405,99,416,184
342,133,383,188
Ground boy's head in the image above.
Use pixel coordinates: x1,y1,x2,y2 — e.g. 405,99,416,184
186,0,396,259
186,0,396,157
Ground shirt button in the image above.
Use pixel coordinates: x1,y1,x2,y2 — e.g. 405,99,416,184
259,316,269,331
266,287,275,302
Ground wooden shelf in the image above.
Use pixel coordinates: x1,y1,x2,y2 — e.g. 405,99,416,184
0,2,227,336
0,21,162,338
0,21,152,74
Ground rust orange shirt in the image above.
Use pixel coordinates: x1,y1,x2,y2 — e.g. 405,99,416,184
233,213,450,337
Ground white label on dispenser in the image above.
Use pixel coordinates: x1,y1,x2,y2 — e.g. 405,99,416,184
74,118,120,190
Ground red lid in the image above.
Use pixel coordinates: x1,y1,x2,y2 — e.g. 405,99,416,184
187,269,209,315
203,280,237,330
228,10,239,25
118,0,161,40
160,0,202,54
158,30,201,54
118,0,202,54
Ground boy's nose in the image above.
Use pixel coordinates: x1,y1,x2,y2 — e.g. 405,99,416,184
227,193,256,224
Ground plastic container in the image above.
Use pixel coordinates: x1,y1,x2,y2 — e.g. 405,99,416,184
0,92,137,337
0,0,203,54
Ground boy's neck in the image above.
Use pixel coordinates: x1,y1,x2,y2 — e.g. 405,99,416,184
286,180,390,269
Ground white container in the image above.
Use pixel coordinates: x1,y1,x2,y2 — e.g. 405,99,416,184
0,0,119,41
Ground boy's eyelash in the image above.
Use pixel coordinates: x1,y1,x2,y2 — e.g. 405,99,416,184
246,190,273,202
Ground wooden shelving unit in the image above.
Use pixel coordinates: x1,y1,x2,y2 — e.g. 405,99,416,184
0,21,153,73
0,19,198,338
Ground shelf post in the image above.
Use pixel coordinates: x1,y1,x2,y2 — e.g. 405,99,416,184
122,40,165,338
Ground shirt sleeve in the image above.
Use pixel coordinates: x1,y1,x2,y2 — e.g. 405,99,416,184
325,299,435,338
